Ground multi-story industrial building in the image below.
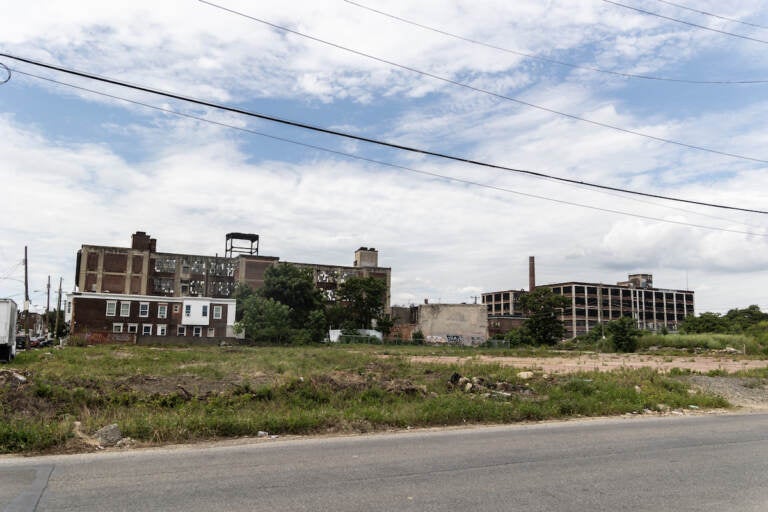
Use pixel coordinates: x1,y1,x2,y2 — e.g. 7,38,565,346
548,274,694,338
482,258,694,338
75,232,390,304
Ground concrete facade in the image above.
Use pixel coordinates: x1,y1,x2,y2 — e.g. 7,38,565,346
391,304,488,345
483,272,694,339
548,278,694,338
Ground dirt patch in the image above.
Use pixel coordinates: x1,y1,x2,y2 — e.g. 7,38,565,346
687,376,768,410
408,353,768,374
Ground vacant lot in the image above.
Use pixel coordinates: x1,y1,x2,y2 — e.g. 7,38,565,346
2,344,761,454
408,353,768,374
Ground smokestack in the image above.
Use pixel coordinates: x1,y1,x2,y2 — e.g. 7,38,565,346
529,256,536,291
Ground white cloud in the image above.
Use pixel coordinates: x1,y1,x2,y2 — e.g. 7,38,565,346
1,0,767,317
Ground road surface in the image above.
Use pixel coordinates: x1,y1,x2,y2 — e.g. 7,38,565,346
1,413,767,511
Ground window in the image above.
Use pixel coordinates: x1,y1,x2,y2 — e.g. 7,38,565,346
112,323,124,333
193,326,202,337
66,301,72,313
142,324,152,335
157,324,167,336
106,301,117,316
202,305,208,317
158,304,168,319
139,302,150,318
127,323,138,333
213,305,222,320
207,327,215,337
173,304,180,313
177,326,186,336
120,302,131,317
184,305,191,317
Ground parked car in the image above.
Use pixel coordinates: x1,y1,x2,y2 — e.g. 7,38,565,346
15,334,29,350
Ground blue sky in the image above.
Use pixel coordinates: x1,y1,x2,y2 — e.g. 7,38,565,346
1,0,767,314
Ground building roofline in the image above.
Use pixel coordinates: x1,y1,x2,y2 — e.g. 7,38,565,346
67,292,235,303
540,282,693,293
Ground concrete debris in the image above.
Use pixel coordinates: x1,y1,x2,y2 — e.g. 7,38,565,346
257,431,269,438
94,424,123,447
0,370,29,386
450,373,537,400
116,437,135,448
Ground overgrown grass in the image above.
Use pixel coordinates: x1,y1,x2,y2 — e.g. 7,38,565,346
0,345,729,454
637,333,761,354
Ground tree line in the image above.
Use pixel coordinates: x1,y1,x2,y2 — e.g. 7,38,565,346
233,263,388,343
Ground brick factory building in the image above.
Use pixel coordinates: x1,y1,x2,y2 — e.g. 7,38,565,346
65,292,236,344
69,231,391,341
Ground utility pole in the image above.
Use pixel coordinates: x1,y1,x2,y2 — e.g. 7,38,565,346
24,246,30,341
54,277,62,342
45,275,51,337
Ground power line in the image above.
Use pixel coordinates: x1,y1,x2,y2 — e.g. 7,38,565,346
9,66,768,239
197,0,768,166
601,0,768,45
342,0,768,85
12,66,759,229
2,52,767,215
649,0,768,30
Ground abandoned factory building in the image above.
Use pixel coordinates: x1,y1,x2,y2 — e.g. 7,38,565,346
482,258,695,338
69,231,391,342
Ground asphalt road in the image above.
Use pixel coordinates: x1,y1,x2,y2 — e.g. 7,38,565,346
1,413,767,512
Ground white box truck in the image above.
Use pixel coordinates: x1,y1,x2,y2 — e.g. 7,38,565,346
0,299,18,362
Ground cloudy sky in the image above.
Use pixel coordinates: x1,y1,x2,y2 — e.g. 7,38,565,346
1,0,767,314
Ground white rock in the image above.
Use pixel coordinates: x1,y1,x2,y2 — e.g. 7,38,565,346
517,371,534,380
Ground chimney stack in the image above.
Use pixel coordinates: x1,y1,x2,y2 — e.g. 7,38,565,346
529,256,536,291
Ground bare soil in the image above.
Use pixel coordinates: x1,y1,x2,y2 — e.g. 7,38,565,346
408,353,768,411
409,353,768,374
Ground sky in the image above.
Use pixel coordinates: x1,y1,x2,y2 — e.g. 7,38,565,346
1,0,767,314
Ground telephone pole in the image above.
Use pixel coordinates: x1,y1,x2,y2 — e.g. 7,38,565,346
24,246,30,340
46,275,51,337
54,277,62,342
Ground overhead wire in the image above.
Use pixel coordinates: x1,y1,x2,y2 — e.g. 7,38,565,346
649,0,768,30
7,65,768,239
196,0,768,166
7,65,754,228
2,52,766,215
342,0,768,85
601,0,768,45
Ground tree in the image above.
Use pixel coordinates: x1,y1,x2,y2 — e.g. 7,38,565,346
236,296,292,343
605,316,641,353
233,283,255,322
375,315,394,338
261,263,324,328
504,327,531,347
336,276,387,329
518,288,569,345
46,309,68,338
724,305,768,332
680,312,729,334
